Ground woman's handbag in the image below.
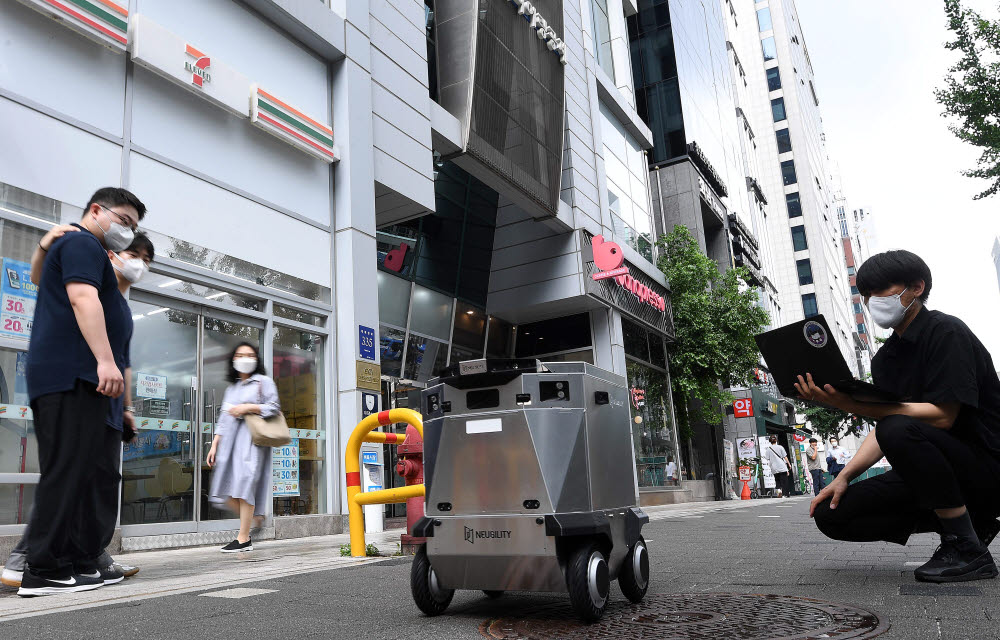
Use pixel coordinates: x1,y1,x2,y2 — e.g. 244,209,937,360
244,379,292,447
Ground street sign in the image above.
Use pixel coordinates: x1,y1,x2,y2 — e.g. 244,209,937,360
738,437,757,458
359,325,376,361
361,391,378,419
734,398,753,418
738,466,752,482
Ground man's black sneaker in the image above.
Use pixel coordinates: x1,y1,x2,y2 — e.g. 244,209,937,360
975,517,1000,547
99,563,125,585
17,570,104,596
220,539,253,553
914,534,1000,583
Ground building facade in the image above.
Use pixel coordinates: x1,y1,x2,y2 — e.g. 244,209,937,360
0,0,685,549
733,0,856,368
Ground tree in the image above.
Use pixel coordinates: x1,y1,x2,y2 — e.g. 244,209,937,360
799,403,865,441
657,225,770,439
937,0,1000,200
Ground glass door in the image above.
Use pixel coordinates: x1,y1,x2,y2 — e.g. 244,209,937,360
199,310,263,527
121,299,199,533
121,292,265,536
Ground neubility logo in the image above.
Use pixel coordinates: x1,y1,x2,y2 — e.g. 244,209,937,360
464,526,512,544
464,526,474,544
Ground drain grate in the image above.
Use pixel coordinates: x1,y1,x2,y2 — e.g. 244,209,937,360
479,593,888,640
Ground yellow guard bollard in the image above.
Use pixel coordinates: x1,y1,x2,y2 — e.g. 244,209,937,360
345,408,424,557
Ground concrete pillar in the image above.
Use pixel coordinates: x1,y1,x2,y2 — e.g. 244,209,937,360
332,1,383,531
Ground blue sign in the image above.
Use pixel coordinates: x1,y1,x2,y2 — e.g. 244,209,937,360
361,392,378,419
0,259,36,340
359,325,376,360
362,450,379,465
122,431,183,462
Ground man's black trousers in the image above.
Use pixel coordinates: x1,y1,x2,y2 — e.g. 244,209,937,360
814,414,1000,545
26,380,120,578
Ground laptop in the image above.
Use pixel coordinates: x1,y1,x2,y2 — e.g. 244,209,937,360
754,315,901,403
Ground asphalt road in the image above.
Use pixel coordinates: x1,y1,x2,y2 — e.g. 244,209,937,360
1,497,997,639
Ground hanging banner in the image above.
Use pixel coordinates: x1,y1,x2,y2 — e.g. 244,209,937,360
0,259,36,340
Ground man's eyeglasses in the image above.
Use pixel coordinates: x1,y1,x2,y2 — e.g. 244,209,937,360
97,204,138,232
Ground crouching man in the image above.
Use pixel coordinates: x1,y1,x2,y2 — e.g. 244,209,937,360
796,250,1000,583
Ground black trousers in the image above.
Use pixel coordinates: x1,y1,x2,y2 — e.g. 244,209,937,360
814,415,1000,545
26,380,119,577
773,471,790,495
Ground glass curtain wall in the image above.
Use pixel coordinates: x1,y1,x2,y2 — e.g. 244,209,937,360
591,0,615,80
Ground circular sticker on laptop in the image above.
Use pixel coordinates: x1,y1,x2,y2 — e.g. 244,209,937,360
803,321,827,348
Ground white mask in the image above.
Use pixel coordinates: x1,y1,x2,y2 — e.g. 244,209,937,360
113,255,147,283
867,288,913,329
233,357,257,374
96,210,135,252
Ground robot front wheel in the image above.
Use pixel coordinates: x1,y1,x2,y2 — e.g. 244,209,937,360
411,544,454,616
618,536,650,603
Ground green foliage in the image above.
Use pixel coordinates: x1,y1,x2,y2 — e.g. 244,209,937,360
937,0,1000,199
799,403,865,441
339,542,381,557
657,225,770,439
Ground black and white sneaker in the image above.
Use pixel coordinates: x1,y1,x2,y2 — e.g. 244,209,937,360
99,563,125,585
17,570,104,596
220,539,253,553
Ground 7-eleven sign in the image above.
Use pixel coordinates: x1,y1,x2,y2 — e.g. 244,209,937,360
184,44,211,87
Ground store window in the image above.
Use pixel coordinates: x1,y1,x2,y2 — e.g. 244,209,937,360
486,316,514,358
379,326,405,378
272,326,326,515
405,333,448,382
408,284,452,342
628,360,676,488
515,313,592,359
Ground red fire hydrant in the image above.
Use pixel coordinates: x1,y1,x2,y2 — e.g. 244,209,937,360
395,423,426,555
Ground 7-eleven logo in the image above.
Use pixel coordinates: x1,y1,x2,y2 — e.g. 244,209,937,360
184,44,211,87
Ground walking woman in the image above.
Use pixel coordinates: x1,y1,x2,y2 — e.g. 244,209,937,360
207,342,279,552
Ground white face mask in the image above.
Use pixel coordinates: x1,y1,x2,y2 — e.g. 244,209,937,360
96,208,135,252
113,254,148,284
867,288,914,329
233,357,257,374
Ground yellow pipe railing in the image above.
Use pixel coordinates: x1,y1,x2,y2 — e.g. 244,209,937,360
345,407,424,557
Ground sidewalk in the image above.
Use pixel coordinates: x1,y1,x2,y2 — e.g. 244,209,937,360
0,498,782,621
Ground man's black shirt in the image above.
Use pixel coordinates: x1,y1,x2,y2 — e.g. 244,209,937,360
872,307,1000,461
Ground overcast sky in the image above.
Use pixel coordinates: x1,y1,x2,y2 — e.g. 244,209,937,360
795,1,1000,360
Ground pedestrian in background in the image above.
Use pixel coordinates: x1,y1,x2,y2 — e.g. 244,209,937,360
826,437,848,479
18,188,145,596
206,342,279,553
806,438,825,496
766,435,792,498
665,457,678,486
3,227,153,591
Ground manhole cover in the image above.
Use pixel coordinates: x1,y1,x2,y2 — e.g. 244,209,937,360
479,593,888,640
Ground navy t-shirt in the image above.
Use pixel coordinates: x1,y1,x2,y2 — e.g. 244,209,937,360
26,225,133,431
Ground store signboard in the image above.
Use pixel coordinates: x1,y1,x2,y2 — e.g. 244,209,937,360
16,0,129,51
135,372,167,399
251,86,338,163
758,436,776,488
356,361,381,392
733,398,753,418
582,232,673,338
0,259,36,340
129,13,250,118
272,439,300,497
737,437,757,459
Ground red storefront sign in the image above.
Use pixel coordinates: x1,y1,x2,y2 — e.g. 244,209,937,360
733,398,754,418
590,235,666,313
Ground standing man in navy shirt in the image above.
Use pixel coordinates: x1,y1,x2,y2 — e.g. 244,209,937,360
19,187,145,596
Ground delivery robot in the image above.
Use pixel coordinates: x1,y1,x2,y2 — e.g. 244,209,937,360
409,359,650,622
